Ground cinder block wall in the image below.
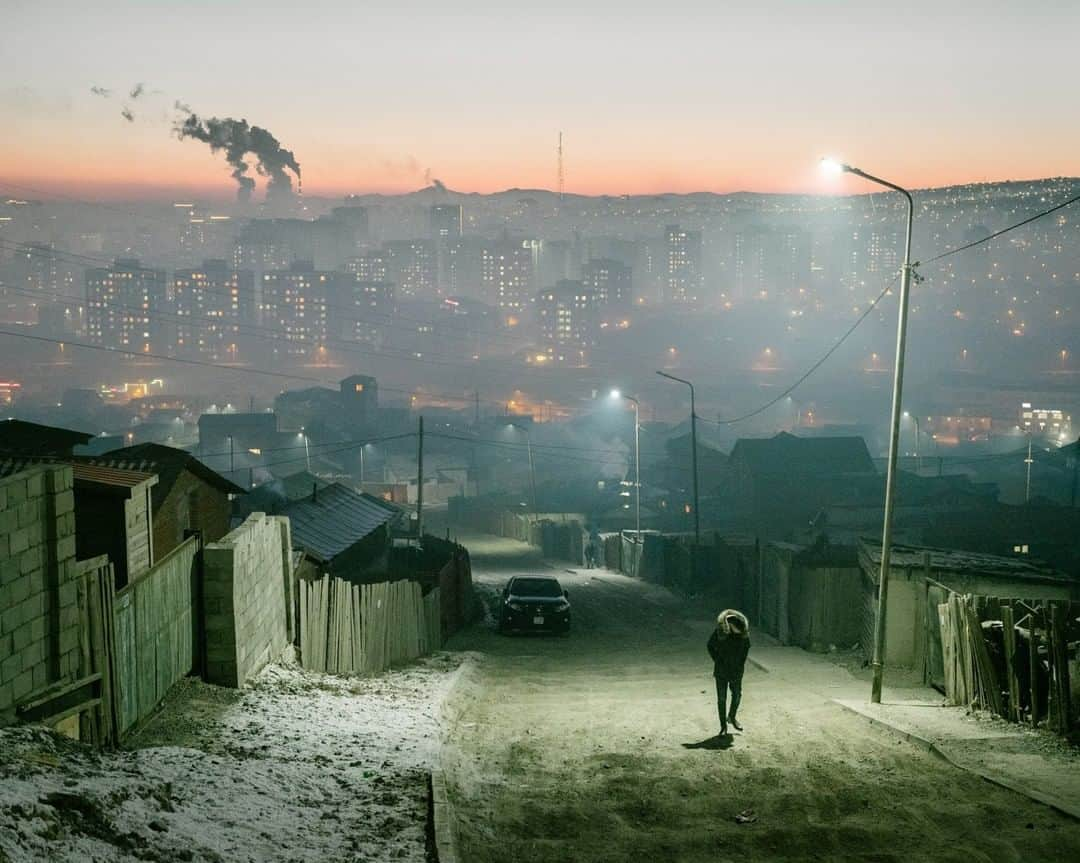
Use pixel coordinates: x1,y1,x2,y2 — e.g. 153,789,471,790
0,467,80,723
203,512,289,688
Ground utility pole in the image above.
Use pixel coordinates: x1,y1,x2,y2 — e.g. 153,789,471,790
1025,435,1034,504
1070,435,1079,508
823,158,915,705
416,416,424,542
657,371,700,561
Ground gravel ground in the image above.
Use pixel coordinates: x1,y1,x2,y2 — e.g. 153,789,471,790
0,653,463,863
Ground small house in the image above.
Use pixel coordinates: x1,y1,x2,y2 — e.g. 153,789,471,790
280,483,405,581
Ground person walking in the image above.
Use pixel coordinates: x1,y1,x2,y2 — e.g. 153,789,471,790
707,608,750,736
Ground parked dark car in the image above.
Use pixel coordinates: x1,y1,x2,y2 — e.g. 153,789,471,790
498,575,571,634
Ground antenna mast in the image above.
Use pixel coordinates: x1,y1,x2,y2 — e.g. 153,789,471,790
557,131,564,201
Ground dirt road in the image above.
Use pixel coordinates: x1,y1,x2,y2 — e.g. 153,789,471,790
442,533,1080,862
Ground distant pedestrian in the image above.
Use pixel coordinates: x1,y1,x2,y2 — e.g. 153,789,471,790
707,609,750,736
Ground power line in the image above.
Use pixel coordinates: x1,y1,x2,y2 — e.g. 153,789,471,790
700,187,1080,427
921,192,1080,266
0,328,340,384
702,275,899,426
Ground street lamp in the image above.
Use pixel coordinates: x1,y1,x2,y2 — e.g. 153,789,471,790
508,423,538,523
609,389,641,540
656,371,700,555
299,428,311,471
824,156,915,705
903,411,921,470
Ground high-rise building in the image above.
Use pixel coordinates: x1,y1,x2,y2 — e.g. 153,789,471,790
430,204,462,296
340,275,395,348
172,260,255,361
260,262,334,360
665,225,703,305
16,242,80,336
345,250,389,283
85,259,167,354
583,258,633,309
536,280,599,357
481,238,538,317
446,236,486,300
384,239,435,299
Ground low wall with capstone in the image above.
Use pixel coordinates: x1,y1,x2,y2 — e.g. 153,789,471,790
203,512,291,688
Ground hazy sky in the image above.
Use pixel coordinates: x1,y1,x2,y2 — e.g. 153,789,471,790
2,0,1077,200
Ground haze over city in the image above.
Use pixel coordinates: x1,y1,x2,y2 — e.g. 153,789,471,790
2,3,1079,863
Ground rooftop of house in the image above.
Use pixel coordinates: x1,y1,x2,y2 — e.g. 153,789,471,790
858,538,1071,583
98,442,245,507
0,419,94,456
0,456,157,494
730,431,876,477
279,483,404,563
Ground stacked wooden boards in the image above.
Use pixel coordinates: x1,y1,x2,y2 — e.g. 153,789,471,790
938,592,1074,735
298,576,442,675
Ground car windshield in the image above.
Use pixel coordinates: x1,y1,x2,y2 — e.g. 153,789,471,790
510,578,563,598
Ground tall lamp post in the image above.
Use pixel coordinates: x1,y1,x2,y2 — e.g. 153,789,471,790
509,422,538,523
656,371,700,555
609,390,641,539
823,157,915,705
299,427,311,471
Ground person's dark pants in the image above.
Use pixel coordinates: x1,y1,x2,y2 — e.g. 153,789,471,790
715,675,742,726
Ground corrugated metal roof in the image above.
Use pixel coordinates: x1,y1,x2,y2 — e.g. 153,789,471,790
859,538,1069,581
0,456,155,489
72,462,157,488
279,483,402,562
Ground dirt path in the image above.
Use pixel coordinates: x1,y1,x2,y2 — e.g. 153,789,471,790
442,533,1080,862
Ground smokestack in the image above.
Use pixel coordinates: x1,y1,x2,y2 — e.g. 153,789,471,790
174,111,301,202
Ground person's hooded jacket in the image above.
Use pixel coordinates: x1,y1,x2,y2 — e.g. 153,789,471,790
707,608,751,681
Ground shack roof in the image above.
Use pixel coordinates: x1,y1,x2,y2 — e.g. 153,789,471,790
0,419,94,455
858,538,1070,583
0,457,157,494
730,432,875,477
99,442,244,507
279,483,402,563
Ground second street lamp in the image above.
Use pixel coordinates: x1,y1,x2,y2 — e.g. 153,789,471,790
609,389,641,540
508,422,538,524
656,371,700,558
823,156,916,705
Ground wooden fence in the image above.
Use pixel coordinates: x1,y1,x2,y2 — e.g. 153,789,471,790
938,593,1075,736
298,577,441,675
70,537,201,744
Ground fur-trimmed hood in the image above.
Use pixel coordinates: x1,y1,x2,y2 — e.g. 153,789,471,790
716,608,750,638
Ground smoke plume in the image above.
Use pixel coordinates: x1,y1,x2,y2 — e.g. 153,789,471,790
174,112,301,202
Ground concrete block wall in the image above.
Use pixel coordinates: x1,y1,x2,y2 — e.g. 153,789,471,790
0,466,80,723
203,512,290,688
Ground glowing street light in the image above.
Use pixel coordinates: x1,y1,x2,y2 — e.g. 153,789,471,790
507,423,538,523
609,389,640,540
823,155,916,705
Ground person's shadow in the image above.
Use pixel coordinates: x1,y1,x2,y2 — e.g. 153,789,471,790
682,733,733,750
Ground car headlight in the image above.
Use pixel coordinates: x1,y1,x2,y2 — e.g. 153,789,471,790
553,600,570,613
507,601,524,611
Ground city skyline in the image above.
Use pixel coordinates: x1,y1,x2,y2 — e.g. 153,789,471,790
4,0,1079,201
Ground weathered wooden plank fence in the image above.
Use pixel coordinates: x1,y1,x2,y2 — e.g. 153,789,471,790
298,577,442,675
938,592,1075,736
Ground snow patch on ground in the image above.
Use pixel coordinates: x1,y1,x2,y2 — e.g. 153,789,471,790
0,653,463,863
